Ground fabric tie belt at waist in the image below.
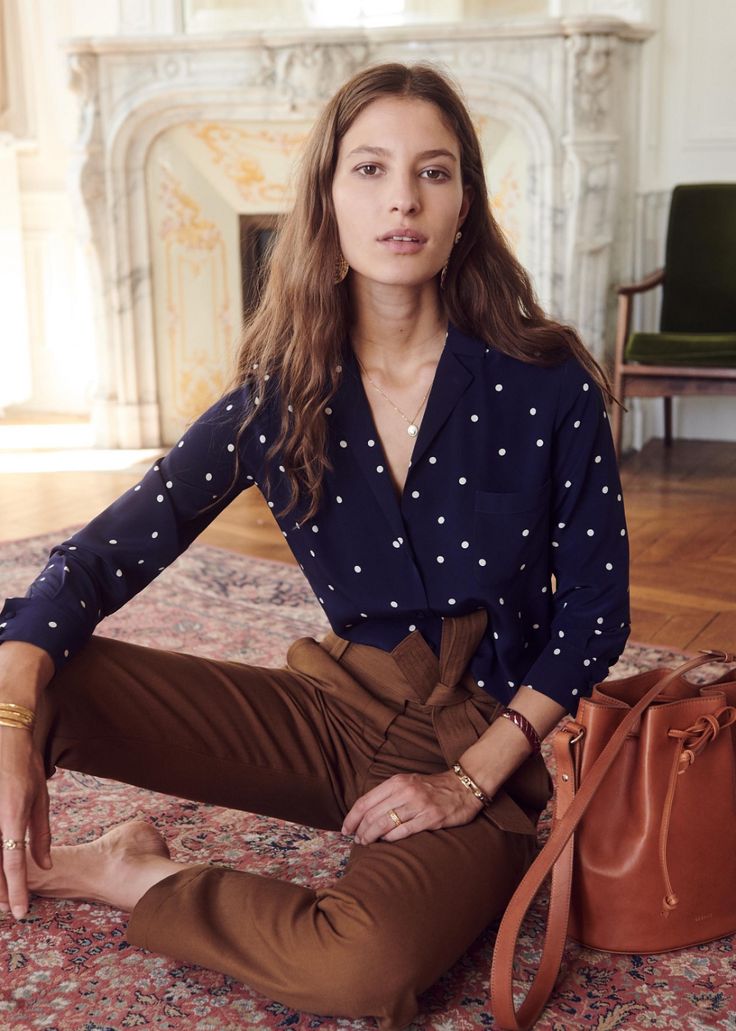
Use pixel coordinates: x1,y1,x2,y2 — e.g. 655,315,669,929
309,609,551,836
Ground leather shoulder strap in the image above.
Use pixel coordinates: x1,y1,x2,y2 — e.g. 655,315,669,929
490,650,735,1031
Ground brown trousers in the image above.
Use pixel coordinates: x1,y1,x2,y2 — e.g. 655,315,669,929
35,608,552,1029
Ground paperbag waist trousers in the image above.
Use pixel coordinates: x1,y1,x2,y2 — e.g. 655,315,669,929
35,608,552,1029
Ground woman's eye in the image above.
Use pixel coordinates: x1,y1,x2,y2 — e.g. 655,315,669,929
422,168,450,181
357,164,380,176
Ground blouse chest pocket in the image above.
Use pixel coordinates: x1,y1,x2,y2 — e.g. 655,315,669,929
472,481,551,585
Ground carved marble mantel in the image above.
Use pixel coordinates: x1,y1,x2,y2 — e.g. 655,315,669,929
66,16,652,448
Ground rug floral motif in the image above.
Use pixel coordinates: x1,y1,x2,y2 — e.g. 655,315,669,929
0,532,734,1031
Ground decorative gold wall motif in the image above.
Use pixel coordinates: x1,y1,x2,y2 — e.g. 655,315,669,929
489,172,523,253
149,120,311,441
189,123,309,205
474,113,526,258
158,164,232,425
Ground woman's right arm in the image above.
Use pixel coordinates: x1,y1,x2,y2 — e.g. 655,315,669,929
0,384,258,920
0,386,256,669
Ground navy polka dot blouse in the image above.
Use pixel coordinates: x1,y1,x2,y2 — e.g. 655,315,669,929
0,322,630,713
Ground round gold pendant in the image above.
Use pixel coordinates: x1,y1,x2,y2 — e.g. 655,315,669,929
407,424,419,437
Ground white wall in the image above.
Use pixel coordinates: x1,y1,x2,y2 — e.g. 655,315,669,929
0,142,33,411
2,0,95,414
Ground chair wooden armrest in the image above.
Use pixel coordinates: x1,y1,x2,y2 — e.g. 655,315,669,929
613,267,667,377
617,268,665,297
611,270,667,453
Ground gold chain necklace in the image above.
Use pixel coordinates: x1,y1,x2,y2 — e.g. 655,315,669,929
354,328,447,438
356,357,430,437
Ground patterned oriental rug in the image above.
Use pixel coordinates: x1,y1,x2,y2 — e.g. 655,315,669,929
0,531,734,1031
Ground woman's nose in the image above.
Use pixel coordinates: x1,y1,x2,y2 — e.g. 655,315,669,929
389,174,420,214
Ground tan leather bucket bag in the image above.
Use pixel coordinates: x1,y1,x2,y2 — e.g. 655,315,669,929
490,649,736,1030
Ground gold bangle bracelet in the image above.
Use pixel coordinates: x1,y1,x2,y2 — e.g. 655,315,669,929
0,718,35,731
0,712,34,723
0,714,34,725
0,702,36,731
0,702,35,715
450,762,493,806
0,702,35,720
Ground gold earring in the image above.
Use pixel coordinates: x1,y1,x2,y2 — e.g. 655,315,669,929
440,230,463,289
334,254,349,284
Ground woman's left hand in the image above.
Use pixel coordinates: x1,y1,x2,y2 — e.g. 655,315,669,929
341,770,484,845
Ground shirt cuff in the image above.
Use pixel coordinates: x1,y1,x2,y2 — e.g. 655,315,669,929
521,642,607,713
0,595,94,673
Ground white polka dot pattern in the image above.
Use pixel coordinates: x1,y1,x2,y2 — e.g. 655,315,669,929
0,327,629,713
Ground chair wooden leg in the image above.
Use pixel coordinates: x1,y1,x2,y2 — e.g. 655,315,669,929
664,396,673,446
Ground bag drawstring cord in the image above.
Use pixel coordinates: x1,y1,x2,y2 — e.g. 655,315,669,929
660,705,736,911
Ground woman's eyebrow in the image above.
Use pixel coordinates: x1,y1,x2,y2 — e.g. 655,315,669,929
345,145,457,162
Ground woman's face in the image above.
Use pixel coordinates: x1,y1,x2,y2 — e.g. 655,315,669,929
331,96,471,289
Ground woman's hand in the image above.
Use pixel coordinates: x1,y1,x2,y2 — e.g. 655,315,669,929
0,641,55,919
0,726,51,919
341,770,483,845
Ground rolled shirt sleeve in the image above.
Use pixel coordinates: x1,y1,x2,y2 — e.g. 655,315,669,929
0,388,255,672
520,360,630,711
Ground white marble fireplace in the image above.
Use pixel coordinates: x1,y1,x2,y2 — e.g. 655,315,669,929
66,15,652,448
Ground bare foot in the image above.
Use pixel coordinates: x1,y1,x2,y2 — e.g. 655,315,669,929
27,819,185,912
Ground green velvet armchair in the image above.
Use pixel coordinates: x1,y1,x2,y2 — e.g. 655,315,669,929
611,183,736,455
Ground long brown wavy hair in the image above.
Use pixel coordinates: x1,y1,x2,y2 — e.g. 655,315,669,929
228,61,613,523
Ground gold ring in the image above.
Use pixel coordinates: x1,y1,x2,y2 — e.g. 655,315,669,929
387,808,402,828
2,839,27,850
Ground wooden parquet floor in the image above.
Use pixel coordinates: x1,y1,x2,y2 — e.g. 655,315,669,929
619,440,736,651
2,438,735,651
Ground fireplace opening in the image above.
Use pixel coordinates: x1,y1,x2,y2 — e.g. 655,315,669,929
240,215,279,316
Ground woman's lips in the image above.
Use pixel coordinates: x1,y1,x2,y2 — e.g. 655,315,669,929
375,233,426,254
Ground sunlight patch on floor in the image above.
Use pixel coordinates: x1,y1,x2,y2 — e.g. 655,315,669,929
0,421,96,450
0,448,161,474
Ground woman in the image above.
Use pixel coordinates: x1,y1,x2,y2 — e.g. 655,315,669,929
0,63,629,1028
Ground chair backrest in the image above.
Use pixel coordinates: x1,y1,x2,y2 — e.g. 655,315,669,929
660,183,736,333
